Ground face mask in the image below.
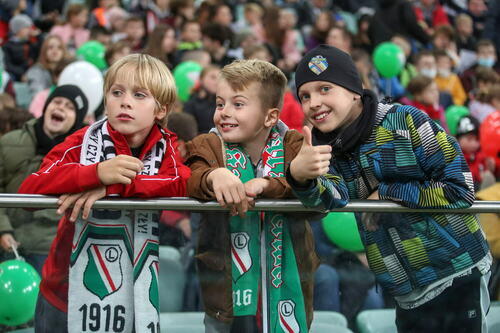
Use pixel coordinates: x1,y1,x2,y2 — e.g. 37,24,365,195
420,68,437,78
477,57,495,68
438,68,451,77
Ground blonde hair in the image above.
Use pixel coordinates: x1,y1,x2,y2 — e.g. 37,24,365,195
103,54,177,127
219,59,287,110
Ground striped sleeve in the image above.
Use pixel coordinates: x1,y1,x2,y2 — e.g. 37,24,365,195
378,105,475,209
287,164,349,210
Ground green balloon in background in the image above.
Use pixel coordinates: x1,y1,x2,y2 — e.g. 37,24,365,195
372,42,405,78
445,105,470,136
322,212,364,252
173,61,203,102
0,260,41,326
76,41,107,70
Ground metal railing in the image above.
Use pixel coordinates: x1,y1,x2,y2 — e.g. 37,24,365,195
0,194,499,213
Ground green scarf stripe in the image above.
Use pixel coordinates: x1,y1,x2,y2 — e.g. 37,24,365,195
226,128,307,332
70,224,133,264
133,241,159,280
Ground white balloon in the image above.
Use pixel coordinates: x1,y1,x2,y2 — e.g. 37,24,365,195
58,61,104,115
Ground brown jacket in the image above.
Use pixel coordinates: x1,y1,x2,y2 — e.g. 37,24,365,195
185,129,320,326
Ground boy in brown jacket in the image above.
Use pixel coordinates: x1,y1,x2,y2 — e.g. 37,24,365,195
186,59,319,333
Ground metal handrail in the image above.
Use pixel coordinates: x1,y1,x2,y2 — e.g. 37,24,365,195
0,194,499,213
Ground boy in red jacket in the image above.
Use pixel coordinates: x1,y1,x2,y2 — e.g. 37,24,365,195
19,54,190,333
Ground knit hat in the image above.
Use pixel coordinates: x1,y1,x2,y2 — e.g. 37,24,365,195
9,14,33,35
456,115,479,138
295,45,363,97
42,85,89,132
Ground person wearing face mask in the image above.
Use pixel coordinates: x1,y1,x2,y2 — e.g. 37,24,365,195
460,39,500,93
414,49,454,108
0,85,88,275
435,50,467,105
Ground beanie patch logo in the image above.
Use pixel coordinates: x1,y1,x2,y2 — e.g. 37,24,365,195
75,95,84,112
308,55,328,75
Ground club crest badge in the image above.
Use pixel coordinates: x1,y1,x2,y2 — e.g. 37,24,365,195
83,244,123,300
308,55,328,75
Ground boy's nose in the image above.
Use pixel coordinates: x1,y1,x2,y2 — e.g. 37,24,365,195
310,93,322,109
120,94,132,109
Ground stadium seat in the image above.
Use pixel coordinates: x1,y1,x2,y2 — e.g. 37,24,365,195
487,302,500,332
310,323,353,333
158,246,186,312
313,311,348,327
9,329,34,333
13,82,33,110
356,309,397,333
162,324,205,333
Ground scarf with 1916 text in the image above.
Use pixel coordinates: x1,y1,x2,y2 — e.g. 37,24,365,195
226,127,307,333
68,118,165,333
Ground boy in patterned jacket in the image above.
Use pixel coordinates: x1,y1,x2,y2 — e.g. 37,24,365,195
289,45,492,332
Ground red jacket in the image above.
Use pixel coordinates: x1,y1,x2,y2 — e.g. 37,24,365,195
18,122,190,312
413,4,450,28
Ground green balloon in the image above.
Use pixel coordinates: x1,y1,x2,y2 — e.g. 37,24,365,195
373,42,405,78
173,61,203,102
322,212,364,252
445,105,470,136
76,41,107,70
0,260,41,326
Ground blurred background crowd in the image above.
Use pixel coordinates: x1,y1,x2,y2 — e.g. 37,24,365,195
0,0,499,331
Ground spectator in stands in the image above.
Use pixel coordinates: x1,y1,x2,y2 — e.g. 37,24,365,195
29,58,73,118
455,115,495,190
144,0,172,34
431,25,460,66
177,19,202,55
460,39,499,93
88,0,119,28
210,3,234,31
483,0,500,59
186,59,318,332
467,0,488,39
0,48,16,98
392,34,418,87
352,48,380,98
292,44,491,333
0,85,88,276
412,0,450,36
435,50,467,105
469,76,500,123
184,64,219,134
368,0,430,47
104,40,131,67
406,74,448,130
201,22,236,67
20,54,190,332
119,15,146,52
306,10,336,51
88,25,112,48
3,14,41,82
455,13,477,52
326,25,353,55
0,0,27,44
25,35,68,96
50,4,90,54
353,14,373,54
143,24,177,69
0,92,15,110
239,3,264,39
0,106,32,136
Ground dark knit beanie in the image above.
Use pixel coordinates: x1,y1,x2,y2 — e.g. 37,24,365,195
42,84,89,132
295,45,363,97
456,115,479,138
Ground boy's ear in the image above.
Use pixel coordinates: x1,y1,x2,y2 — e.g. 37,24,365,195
264,108,280,128
155,105,168,121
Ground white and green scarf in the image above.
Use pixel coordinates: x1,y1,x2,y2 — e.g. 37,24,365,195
227,127,307,333
68,118,165,333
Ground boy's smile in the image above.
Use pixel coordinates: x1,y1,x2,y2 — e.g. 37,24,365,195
298,81,362,133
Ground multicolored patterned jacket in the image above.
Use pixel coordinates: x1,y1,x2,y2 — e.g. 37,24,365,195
291,103,490,296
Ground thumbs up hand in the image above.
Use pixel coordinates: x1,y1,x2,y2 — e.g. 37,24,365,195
289,126,332,185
